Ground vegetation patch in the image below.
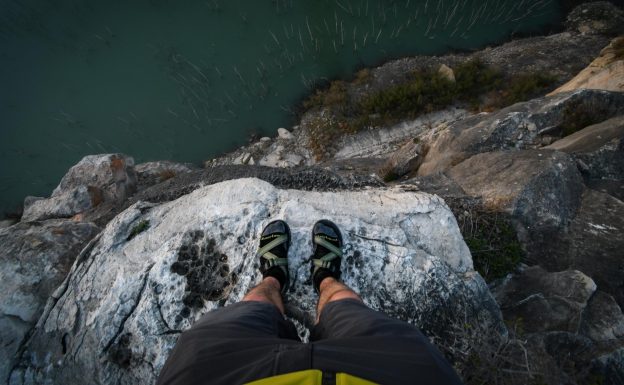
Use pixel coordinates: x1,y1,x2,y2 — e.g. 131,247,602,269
453,206,524,282
302,59,557,160
127,219,150,241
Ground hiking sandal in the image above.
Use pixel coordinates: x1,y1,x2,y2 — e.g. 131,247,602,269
310,219,344,293
257,220,291,293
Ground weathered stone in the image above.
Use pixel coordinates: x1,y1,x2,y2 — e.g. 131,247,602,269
135,161,198,190
546,115,624,195
53,154,137,203
418,90,624,176
0,219,18,229
492,265,596,333
379,139,428,179
438,64,456,82
532,189,624,309
277,127,293,140
9,178,501,385
565,1,624,36
581,291,624,346
448,150,584,230
550,37,624,94
0,220,100,382
21,186,100,222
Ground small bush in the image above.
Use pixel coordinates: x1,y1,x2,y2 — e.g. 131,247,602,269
303,80,349,111
353,68,371,84
359,70,457,118
454,208,523,282
500,73,558,106
127,220,150,241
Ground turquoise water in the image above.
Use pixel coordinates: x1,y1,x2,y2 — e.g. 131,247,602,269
0,0,561,214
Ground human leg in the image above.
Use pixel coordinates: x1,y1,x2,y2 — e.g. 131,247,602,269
156,220,309,385
243,276,285,314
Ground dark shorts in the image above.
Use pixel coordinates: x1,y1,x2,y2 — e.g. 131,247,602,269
156,299,463,385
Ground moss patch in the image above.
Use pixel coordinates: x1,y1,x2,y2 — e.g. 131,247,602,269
127,220,150,241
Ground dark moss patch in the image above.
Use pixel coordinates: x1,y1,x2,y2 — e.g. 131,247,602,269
127,220,150,241
109,333,133,368
171,230,236,309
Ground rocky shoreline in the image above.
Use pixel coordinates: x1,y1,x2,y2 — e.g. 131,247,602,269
1,2,624,384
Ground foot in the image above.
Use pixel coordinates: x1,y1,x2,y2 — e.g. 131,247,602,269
257,220,291,293
310,220,343,293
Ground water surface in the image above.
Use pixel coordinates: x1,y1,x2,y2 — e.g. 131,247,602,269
0,0,561,214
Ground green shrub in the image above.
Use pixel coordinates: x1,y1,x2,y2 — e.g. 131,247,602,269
359,70,456,118
455,209,523,282
502,73,558,106
127,220,150,241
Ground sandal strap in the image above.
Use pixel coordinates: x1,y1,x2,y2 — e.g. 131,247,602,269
262,252,289,268
313,235,343,258
256,234,289,258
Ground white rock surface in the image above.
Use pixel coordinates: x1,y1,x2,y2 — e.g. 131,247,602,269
9,178,499,385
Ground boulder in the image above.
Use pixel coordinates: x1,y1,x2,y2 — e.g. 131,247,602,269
492,266,624,383
21,186,101,222
532,189,624,309
546,115,624,198
581,291,624,346
565,1,624,36
134,161,198,190
549,37,624,94
8,178,502,385
379,139,428,180
0,220,100,382
417,90,624,176
492,265,596,333
447,150,584,230
277,127,294,140
53,154,137,203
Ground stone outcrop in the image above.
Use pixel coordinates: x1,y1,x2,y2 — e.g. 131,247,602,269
21,154,137,223
492,265,624,383
550,37,624,94
135,161,198,190
565,1,624,36
8,178,500,385
447,149,584,230
492,266,597,334
417,89,624,176
0,220,100,382
529,189,624,308
546,115,624,199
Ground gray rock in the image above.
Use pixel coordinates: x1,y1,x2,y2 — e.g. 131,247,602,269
0,219,17,229
22,197,44,212
277,127,293,140
418,90,624,176
448,150,584,230
492,265,596,333
9,178,502,385
135,161,199,190
532,189,624,309
581,291,624,346
565,1,624,36
379,139,428,179
0,220,100,382
53,154,137,204
21,186,100,222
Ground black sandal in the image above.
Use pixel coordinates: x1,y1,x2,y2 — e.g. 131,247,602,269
310,219,343,293
257,220,291,293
